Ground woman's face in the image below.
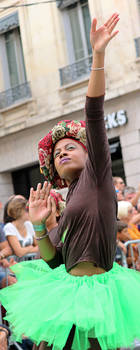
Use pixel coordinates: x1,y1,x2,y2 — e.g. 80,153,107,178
53,138,87,186
20,207,29,222
117,228,131,242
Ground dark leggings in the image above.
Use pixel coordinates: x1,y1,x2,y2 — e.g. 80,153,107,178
63,325,101,350
33,325,101,350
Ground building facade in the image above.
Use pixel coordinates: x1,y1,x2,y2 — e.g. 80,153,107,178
0,0,140,219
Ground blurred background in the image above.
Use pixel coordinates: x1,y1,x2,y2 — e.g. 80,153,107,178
0,0,140,219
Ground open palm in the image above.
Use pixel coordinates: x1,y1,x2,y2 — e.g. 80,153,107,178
29,182,52,224
90,13,119,53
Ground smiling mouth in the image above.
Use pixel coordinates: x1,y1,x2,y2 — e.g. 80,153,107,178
60,158,71,165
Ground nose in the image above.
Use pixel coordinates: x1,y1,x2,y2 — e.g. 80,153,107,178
59,150,68,158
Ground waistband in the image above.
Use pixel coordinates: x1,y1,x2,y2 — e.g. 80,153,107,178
69,261,106,277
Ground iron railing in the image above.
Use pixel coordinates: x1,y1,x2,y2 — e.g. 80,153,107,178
121,239,140,268
0,81,32,109
59,55,92,86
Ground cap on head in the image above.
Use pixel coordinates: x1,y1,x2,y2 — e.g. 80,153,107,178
38,120,86,189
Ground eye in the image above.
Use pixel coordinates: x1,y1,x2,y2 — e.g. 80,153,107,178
66,144,76,151
54,150,60,159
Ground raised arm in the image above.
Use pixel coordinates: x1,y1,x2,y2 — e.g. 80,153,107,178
85,14,119,185
87,13,119,97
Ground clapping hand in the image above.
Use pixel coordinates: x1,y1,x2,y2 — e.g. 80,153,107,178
29,181,52,225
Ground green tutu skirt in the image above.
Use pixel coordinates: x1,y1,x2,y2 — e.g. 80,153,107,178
0,260,140,350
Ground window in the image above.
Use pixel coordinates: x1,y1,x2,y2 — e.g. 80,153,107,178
137,0,140,12
0,27,27,91
62,0,91,63
134,37,140,57
4,28,27,89
0,12,31,108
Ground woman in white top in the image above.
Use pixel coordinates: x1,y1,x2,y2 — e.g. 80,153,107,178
4,195,38,257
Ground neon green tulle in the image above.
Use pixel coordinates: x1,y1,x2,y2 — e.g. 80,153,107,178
0,260,140,350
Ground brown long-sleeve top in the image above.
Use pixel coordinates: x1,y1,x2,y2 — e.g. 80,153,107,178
52,95,117,272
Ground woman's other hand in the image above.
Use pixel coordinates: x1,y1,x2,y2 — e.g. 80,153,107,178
29,182,52,225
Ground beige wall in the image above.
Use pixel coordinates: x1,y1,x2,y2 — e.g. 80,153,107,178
0,0,140,210
104,89,140,187
0,0,140,130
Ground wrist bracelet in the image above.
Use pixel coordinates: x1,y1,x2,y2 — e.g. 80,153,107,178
33,223,46,232
91,67,104,71
35,232,48,241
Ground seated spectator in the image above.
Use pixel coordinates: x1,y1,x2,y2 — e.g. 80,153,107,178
116,190,124,202
0,212,16,288
0,258,17,288
117,221,131,242
0,324,11,350
115,221,137,267
117,201,140,240
0,224,13,260
113,177,125,201
113,176,125,192
3,195,38,258
124,184,140,210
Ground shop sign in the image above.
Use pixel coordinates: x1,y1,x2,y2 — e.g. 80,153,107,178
105,110,128,130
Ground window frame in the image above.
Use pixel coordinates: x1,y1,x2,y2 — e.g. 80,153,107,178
62,0,91,64
1,27,27,90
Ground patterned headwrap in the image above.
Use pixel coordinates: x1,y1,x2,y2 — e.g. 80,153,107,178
38,120,87,189
50,190,65,215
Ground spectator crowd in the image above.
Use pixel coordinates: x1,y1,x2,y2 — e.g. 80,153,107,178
0,178,140,291
0,179,140,349
113,177,140,268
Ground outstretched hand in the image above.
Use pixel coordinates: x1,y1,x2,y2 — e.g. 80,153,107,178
29,181,52,225
90,13,119,53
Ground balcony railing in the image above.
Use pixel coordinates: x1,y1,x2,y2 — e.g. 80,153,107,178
59,55,92,86
134,37,140,58
0,81,32,109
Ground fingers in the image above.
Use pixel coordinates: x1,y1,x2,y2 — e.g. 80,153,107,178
108,16,120,35
104,12,119,28
29,188,35,203
44,182,52,201
110,29,119,40
36,183,42,200
50,197,57,214
30,182,51,202
91,18,97,33
47,195,52,216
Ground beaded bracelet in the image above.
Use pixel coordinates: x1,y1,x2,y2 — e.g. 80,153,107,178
33,223,46,232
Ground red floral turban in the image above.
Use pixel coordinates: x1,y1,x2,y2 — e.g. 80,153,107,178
38,120,86,189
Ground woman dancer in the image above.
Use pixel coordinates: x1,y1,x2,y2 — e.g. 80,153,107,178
1,13,140,350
